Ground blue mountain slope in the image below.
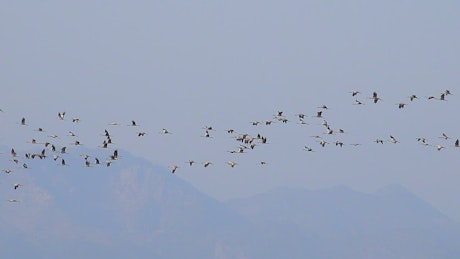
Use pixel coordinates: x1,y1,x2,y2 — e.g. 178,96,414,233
227,184,460,259
0,148,262,258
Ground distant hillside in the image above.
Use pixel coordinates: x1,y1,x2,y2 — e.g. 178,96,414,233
1,148,459,258
227,184,460,259
0,149,265,258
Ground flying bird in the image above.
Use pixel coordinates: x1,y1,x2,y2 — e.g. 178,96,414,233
350,90,360,96
439,133,450,140
434,145,445,151
370,92,382,103
170,165,179,173
408,94,418,101
186,160,195,166
203,161,213,167
375,139,385,144
160,128,171,134
303,146,314,152
389,135,399,144
226,161,237,168
396,103,406,109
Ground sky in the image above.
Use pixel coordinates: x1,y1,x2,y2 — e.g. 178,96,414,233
1,1,460,220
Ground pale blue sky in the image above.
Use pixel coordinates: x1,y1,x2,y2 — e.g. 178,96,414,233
1,1,460,220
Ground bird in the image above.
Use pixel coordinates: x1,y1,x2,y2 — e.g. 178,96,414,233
396,103,406,109
434,145,445,151
389,135,399,144
279,117,288,123
186,160,195,166
297,119,308,125
303,146,314,152
58,112,66,120
13,183,22,190
439,133,450,140
408,94,418,101
10,148,17,157
454,139,459,148
354,99,364,105
350,90,360,96
138,131,147,137
7,199,20,203
103,129,111,137
160,128,171,134
170,165,179,173
20,117,27,125
417,137,429,146
315,111,323,118
296,113,306,119
258,161,267,165
129,120,138,126
203,161,213,167
202,130,212,138
318,140,328,147
226,161,237,168
72,118,80,123
375,139,385,144
440,93,446,101
99,141,108,148
370,92,382,103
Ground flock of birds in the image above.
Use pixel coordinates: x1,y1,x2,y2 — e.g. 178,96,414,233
1,89,458,202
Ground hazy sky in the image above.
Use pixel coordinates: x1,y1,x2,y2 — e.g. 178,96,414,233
1,1,460,220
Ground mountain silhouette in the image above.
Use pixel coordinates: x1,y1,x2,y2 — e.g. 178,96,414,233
1,148,459,258
227,184,460,258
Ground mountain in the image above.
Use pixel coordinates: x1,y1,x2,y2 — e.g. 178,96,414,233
1,147,459,258
226,184,460,259
0,149,265,258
